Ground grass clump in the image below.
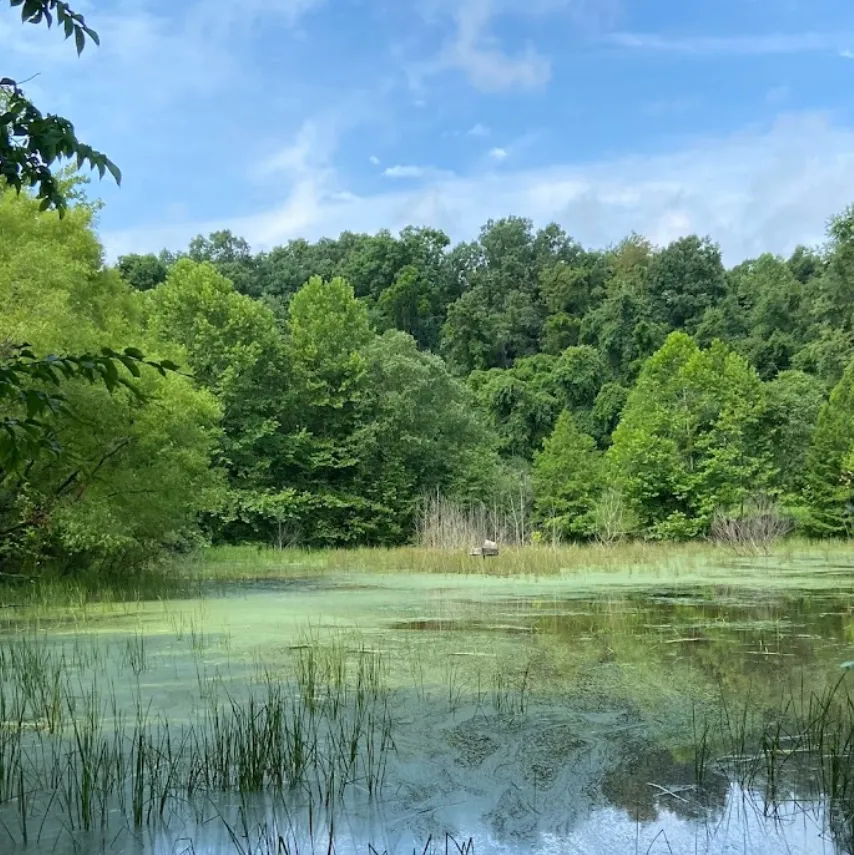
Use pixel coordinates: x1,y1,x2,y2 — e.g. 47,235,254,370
692,674,854,851
0,631,396,850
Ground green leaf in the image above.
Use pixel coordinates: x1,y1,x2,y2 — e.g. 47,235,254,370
106,160,121,185
83,25,100,46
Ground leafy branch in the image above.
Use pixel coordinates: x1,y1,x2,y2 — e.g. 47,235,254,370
0,344,179,475
2,0,120,213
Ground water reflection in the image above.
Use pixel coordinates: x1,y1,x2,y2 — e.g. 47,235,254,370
1,572,853,854
67,785,830,855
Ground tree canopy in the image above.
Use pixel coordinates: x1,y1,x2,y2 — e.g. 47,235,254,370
6,0,854,558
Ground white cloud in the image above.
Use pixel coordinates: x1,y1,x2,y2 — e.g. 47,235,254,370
467,123,491,137
840,49,854,59
101,112,854,266
381,164,455,180
609,31,853,56
0,0,324,129
413,0,553,91
410,0,619,91
369,155,381,165
259,121,329,176
383,165,429,179
488,146,508,160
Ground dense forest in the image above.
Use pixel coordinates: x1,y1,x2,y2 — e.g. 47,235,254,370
5,176,854,572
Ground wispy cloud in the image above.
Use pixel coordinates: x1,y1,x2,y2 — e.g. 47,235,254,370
259,121,332,177
102,112,854,266
412,0,620,92
488,146,508,160
383,164,430,178
369,155,381,165
413,0,555,91
467,123,491,136
609,31,853,56
383,164,453,179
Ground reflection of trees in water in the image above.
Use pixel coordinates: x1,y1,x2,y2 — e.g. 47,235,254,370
402,587,854,851
526,588,851,710
601,741,729,824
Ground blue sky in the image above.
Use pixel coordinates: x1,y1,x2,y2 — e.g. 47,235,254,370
4,0,854,263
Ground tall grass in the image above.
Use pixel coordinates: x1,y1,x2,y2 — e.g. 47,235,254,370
0,633,396,849
187,540,719,580
692,675,854,850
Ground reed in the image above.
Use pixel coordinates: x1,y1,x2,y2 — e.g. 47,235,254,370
0,629,397,850
692,674,854,848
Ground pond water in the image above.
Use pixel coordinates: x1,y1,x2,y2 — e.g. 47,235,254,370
1,554,854,854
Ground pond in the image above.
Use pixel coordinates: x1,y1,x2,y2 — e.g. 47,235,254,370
1,552,853,854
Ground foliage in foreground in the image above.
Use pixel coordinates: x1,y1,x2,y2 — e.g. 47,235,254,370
0,188,223,574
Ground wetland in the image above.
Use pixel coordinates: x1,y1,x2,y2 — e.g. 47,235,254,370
0,544,853,854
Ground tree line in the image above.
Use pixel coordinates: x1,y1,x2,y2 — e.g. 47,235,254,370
4,182,854,571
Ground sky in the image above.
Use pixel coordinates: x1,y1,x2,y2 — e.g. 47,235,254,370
4,0,854,263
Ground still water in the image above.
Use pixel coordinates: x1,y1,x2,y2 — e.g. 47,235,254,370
1,555,853,854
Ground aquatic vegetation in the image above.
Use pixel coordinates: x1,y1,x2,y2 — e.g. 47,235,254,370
691,675,854,851
0,551,849,852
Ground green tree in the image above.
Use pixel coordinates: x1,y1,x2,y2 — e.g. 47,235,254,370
580,237,666,383
287,276,372,416
648,235,726,333
469,356,561,460
247,276,377,546
553,345,606,416
764,370,826,498
441,218,574,371
532,411,602,540
720,254,806,379
0,0,185,494
187,230,258,297
0,188,222,572
145,259,287,497
116,253,168,291
356,331,500,538
2,1,119,212
609,333,771,539
804,363,854,535
373,264,440,349
591,381,629,446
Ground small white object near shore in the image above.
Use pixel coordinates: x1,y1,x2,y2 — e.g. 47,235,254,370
469,539,500,557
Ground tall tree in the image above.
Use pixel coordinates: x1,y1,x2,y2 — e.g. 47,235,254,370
609,333,771,539
0,188,222,572
145,259,286,496
116,253,169,291
764,370,826,499
532,411,602,540
804,362,854,536
648,236,726,334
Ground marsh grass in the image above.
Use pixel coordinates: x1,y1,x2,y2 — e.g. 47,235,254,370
0,565,194,616
184,538,854,584
0,629,397,850
693,674,854,848
188,541,714,580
